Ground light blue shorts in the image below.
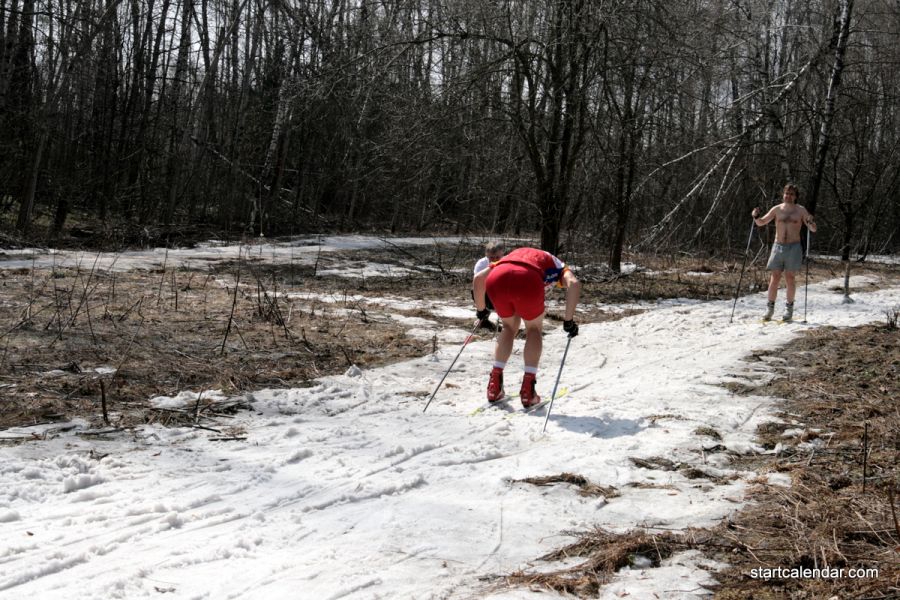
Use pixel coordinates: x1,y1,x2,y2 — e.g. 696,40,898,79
766,242,803,272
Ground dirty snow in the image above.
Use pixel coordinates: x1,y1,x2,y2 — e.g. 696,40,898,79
1,240,898,599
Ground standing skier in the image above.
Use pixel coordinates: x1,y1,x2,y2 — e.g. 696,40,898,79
472,247,581,407
752,183,817,321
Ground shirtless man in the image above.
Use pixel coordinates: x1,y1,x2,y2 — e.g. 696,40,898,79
752,183,817,321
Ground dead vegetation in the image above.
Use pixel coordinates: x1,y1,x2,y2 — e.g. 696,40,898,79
1,238,899,593
709,321,900,599
514,472,621,498
6,240,884,432
0,248,447,430
503,528,679,596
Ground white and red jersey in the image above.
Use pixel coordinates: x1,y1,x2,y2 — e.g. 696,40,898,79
491,247,569,288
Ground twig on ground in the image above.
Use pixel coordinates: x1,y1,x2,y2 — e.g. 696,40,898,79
221,262,242,356
100,379,110,426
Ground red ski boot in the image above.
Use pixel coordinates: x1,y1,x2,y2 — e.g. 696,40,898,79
519,373,541,408
487,367,505,402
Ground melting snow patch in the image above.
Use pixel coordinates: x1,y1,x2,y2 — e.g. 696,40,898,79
63,474,105,493
162,512,184,529
725,441,768,455
285,449,313,464
149,389,228,409
766,473,793,487
41,369,69,378
0,509,21,522
391,315,438,327
55,454,94,473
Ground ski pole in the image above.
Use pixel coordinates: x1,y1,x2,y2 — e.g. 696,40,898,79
422,320,482,413
729,218,757,323
541,335,573,434
803,226,811,323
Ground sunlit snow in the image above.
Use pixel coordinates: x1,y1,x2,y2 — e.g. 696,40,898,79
0,239,897,599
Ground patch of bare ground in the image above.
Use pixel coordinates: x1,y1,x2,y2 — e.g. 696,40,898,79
489,317,899,598
0,239,579,431
0,243,811,432
0,259,445,431
707,318,900,599
583,251,898,303
0,240,895,435
498,528,717,596
2,237,898,590
514,472,621,498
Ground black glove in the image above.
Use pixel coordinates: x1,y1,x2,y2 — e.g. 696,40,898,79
476,308,491,322
563,319,578,338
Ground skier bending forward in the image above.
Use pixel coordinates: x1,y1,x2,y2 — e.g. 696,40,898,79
472,247,581,408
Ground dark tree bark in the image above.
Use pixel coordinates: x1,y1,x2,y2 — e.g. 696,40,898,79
12,0,36,232
806,0,854,217
162,0,194,225
0,0,896,259
506,0,597,255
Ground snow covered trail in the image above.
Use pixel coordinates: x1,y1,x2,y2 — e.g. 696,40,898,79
1,276,897,600
0,235,469,274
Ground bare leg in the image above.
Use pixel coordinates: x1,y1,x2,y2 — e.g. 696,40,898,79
522,314,544,369
495,316,521,363
767,271,783,302
784,272,796,303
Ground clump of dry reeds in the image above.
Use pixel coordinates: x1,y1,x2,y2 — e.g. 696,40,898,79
514,472,621,498
501,527,720,597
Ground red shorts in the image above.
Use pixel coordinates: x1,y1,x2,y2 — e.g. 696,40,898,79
485,263,545,321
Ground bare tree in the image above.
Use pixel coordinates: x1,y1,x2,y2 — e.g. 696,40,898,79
807,0,854,217
0,0,896,260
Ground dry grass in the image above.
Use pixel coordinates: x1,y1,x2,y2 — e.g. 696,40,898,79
514,472,621,498
8,242,881,432
573,250,873,302
0,256,442,430
2,238,899,595
707,322,900,599
499,527,721,596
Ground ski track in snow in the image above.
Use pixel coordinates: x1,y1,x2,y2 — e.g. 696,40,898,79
0,274,897,599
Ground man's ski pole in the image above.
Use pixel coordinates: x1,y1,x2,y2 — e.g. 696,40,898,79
422,320,482,413
729,218,757,323
803,226,811,323
542,335,573,434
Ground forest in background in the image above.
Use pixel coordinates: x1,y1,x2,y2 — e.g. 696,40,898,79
0,0,897,267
